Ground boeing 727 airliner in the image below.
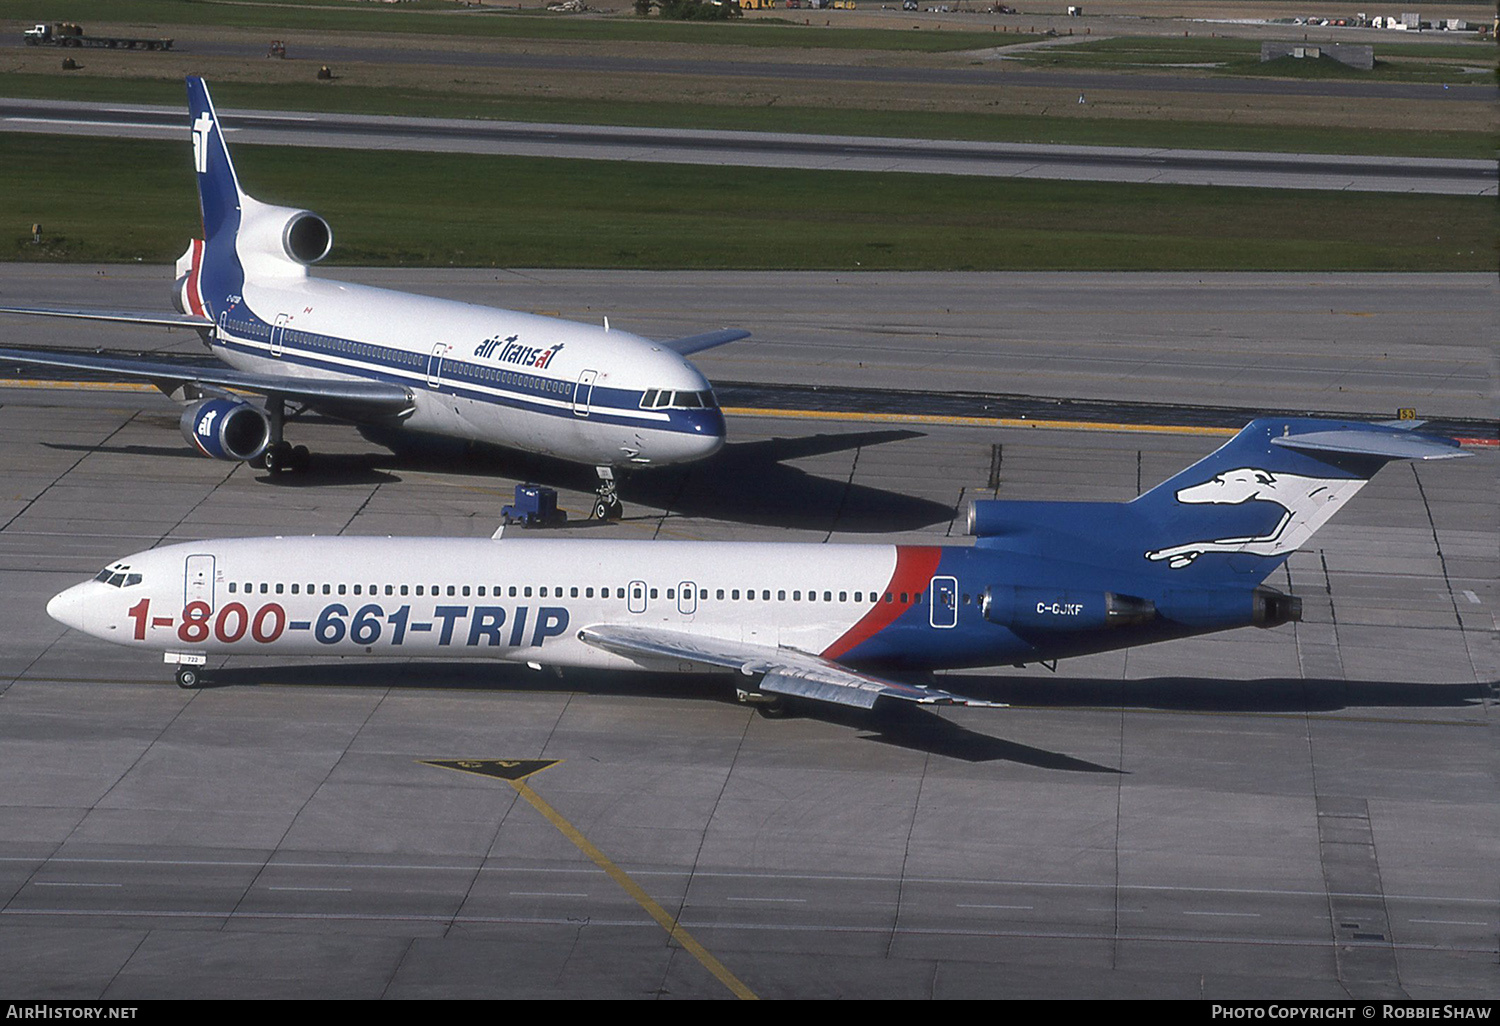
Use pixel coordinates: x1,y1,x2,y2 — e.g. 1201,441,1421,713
47,418,1469,711
0,78,746,519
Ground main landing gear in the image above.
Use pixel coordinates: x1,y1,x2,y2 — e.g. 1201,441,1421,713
591,466,624,521
258,396,312,475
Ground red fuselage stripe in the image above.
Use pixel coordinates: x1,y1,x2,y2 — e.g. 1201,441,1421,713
820,545,941,661
186,239,205,318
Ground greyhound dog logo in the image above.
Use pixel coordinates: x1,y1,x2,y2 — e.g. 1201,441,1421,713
1145,467,1364,569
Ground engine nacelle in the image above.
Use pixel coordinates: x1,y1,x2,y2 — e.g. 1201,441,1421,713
237,199,333,272
981,586,1156,631
180,399,271,462
1155,585,1302,630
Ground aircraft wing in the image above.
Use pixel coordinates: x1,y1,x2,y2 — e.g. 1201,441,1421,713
578,623,1002,710
0,345,413,413
657,329,750,357
0,304,215,329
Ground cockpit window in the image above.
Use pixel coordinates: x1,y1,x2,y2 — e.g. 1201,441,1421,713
639,389,717,411
95,565,142,588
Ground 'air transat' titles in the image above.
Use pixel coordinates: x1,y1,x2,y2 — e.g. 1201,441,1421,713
474,334,564,369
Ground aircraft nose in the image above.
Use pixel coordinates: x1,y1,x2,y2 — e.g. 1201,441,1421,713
46,583,88,632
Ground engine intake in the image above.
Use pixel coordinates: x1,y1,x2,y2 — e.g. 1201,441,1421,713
180,398,271,462
981,586,1156,631
283,211,332,265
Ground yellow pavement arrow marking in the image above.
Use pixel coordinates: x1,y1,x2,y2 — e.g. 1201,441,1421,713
423,758,757,1000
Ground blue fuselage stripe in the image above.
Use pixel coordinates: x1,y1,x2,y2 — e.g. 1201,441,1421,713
212,322,721,436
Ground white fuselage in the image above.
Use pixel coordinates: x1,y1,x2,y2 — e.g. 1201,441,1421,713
49,536,926,672
211,273,725,469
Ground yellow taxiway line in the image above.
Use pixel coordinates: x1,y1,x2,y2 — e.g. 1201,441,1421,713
422,758,757,1001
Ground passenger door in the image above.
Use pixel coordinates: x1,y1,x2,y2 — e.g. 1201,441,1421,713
426,342,448,390
270,312,290,357
572,369,598,417
929,576,958,629
677,580,697,619
184,554,216,612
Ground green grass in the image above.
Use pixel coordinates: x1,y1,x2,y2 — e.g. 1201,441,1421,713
3,135,1493,271
5,74,1493,160
6,0,1018,51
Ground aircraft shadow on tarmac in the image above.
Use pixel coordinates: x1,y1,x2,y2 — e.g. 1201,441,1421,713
351,426,956,532
192,663,1486,771
200,661,1114,772
50,427,954,531
945,674,1491,714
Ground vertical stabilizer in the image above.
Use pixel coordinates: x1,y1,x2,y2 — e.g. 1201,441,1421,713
1128,417,1467,580
185,76,247,315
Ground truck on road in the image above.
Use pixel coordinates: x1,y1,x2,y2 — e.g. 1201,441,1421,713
23,23,174,50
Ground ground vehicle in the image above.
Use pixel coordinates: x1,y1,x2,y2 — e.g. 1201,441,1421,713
500,485,568,528
23,22,174,50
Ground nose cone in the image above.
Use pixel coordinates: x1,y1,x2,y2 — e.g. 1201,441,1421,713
672,409,726,464
46,583,88,632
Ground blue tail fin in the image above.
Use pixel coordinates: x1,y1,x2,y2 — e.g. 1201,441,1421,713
1132,417,1465,575
185,76,246,315
971,417,1467,586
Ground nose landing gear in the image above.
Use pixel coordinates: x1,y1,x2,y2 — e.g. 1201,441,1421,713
591,466,624,520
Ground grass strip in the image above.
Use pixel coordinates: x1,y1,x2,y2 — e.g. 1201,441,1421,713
4,135,1493,270
5,74,1493,160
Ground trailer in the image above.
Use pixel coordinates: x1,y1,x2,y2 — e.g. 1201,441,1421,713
23,23,174,50
501,485,568,529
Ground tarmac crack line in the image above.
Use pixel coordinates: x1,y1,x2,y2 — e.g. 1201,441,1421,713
660,705,754,997
339,480,384,536
823,442,862,543
888,747,932,962
226,687,395,930
1410,462,1481,685
1,684,202,922
0,410,140,535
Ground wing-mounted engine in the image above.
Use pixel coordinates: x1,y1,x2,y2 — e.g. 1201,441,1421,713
180,398,271,462
235,197,333,278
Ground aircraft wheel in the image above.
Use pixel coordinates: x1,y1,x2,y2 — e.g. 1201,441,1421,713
755,697,789,719
291,445,311,471
605,497,624,520
175,666,203,690
592,499,611,521
262,442,293,474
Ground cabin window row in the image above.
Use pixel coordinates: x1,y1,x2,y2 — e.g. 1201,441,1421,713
223,581,925,605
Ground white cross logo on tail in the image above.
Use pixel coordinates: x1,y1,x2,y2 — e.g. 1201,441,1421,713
1145,467,1366,569
191,113,214,174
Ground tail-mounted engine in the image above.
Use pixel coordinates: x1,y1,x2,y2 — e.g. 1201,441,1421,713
180,398,271,462
981,586,1156,631
237,199,333,275
1251,586,1302,628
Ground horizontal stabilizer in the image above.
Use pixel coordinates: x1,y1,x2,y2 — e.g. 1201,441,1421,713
0,304,213,329
1271,427,1469,461
0,346,413,412
657,329,750,356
